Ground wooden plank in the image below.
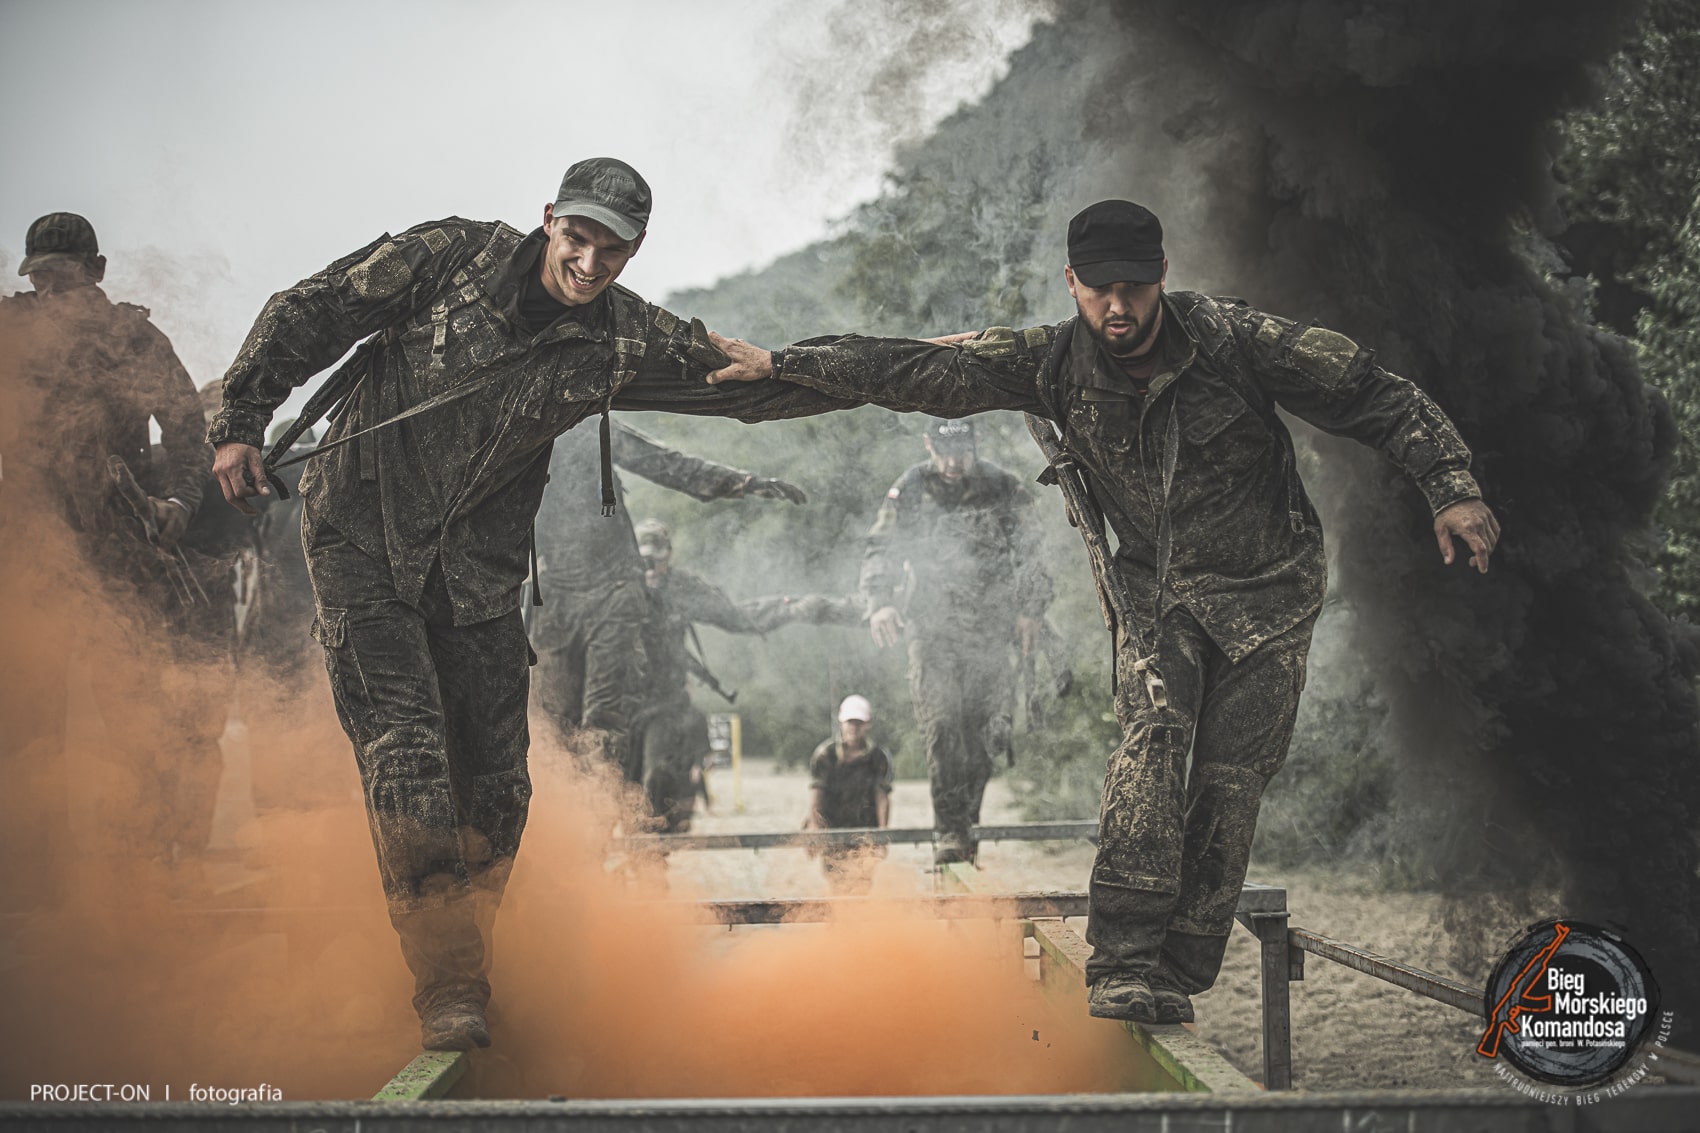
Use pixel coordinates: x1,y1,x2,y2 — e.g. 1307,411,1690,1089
372,1050,468,1101
1029,919,1263,1095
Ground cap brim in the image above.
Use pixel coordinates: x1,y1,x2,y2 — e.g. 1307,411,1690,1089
17,251,88,276
553,200,644,243
1071,258,1164,287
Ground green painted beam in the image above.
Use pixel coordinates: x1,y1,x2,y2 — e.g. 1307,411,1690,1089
373,1050,468,1101
1027,919,1263,1094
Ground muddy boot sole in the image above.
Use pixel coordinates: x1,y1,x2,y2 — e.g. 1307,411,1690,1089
1087,975,1158,1023
420,1004,491,1051
1152,986,1195,1024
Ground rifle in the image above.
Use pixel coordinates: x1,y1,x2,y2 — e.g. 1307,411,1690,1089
1024,413,1166,710
683,648,737,705
1477,922,1572,1059
106,454,208,608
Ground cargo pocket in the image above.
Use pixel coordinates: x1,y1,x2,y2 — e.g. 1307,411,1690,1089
1180,386,1270,479
1251,649,1308,779
311,608,378,742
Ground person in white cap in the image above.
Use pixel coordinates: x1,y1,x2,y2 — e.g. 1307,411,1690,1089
804,694,894,893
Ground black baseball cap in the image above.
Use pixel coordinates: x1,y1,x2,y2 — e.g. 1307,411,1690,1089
554,157,652,242
19,212,99,276
1067,200,1164,287
925,417,976,452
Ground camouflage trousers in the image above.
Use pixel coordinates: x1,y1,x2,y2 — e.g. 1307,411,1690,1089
531,578,649,782
1086,606,1316,996
907,626,1015,852
305,524,532,1014
634,691,710,834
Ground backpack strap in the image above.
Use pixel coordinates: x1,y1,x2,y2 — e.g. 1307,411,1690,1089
1173,293,1306,534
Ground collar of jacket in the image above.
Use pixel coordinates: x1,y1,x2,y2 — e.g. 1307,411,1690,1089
1067,291,1199,402
487,226,610,345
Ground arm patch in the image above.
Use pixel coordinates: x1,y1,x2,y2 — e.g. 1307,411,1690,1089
960,326,1018,359
346,241,413,299
1288,325,1365,390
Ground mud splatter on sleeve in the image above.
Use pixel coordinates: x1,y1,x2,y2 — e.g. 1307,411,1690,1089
208,220,476,448
773,331,1050,418
1231,303,1481,514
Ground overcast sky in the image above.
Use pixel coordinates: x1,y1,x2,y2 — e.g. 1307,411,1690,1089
0,0,1036,396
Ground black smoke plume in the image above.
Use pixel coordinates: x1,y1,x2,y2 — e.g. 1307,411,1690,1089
1071,0,1700,1024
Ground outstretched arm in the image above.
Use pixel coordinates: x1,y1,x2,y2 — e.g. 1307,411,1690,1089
611,420,806,504
707,329,1054,420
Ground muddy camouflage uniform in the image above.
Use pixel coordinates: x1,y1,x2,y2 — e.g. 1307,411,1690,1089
861,458,1051,857
0,284,214,901
635,567,770,832
769,291,1480,994
532,421,774,779
206,218,854,1017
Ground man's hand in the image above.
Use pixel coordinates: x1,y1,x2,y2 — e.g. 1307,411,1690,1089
741,475,807,504
925,331,978,346
1434,498,1501,574
213,442,271,516
706,332,773,384
870,605,905,649
150,497,189,550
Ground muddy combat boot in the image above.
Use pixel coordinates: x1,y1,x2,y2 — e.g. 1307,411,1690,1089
420,1000,490,1051
933,830,974,866
1151,985,1195,1024
1087,973,1158,1023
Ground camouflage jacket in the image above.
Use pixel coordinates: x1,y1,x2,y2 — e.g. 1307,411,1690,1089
640,568,766,702
773,291,1481,659
1,285,209,538
534,420,761,596
860,457,1052,634
207,218,854,625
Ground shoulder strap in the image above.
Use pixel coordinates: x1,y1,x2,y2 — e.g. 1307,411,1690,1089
1040,317,1076,423
1176,292,1305,533
261,227,511,494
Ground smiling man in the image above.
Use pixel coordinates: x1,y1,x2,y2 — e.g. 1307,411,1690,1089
707,198,1500,1027
205,158,854,1051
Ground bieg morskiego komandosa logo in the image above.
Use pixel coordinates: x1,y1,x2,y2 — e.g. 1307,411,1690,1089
1477,919,1660,1089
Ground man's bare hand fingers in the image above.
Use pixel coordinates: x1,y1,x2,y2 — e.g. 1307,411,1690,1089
924,331,978,346
1434,521,1455,565
1467,531,1492,573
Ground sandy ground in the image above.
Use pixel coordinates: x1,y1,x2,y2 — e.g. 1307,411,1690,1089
675,756,1500,1092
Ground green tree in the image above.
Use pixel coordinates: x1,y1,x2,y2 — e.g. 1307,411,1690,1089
1557,0,1700,621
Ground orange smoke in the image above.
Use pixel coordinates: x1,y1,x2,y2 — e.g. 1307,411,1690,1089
1,499,1134,1103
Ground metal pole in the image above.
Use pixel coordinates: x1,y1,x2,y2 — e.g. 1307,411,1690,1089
1252,911,1293,1091
730,712,743,814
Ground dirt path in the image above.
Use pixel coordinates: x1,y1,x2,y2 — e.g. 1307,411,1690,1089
673,757,1499,1091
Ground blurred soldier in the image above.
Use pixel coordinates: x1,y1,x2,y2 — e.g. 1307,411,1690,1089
242,418,318,683
803,694,894,894
137,380,253,869
709,198,1499,1026
861,417,1052,866
630,519,770,833
237,419,361,814
0,212,215,904
204,159,854,1050
531,421,804,782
